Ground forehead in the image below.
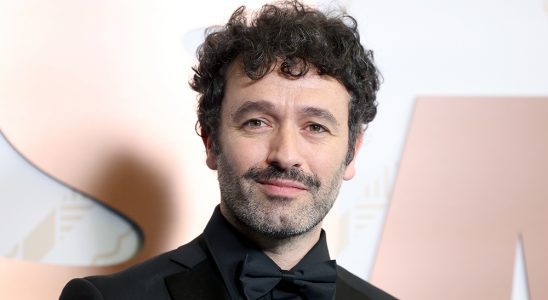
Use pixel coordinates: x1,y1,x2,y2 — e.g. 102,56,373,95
222,61,351,116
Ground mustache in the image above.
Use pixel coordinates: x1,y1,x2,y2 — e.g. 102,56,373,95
243,166,321,190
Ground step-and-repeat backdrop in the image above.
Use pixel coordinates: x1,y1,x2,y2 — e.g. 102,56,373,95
1,0,547,299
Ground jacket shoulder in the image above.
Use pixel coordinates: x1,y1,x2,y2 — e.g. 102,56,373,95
59,237,206,300
336,266,398,300
60,278,104,300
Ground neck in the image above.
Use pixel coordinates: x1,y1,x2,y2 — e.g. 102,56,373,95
255,225,322,270
220,204,323,270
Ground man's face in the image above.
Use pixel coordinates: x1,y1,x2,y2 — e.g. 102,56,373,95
205,63,361,239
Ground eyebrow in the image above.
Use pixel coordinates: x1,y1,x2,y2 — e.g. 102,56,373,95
231,100,275,122
299,106,340,127
230,100,340,127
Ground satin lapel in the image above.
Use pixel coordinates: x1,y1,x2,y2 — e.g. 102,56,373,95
164,236,230,300
335,276,371,300
165,259,230,300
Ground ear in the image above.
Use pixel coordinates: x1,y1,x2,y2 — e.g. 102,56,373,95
202,130,218,170
343,130,364,181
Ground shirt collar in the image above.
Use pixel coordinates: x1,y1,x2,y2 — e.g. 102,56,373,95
202,206,333,299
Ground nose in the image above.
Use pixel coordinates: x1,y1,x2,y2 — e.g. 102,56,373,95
266,125,303,170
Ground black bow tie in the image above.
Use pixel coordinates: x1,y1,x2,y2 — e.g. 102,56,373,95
239,252,337,300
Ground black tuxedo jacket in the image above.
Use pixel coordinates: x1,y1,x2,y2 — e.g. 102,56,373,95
60,236,396,300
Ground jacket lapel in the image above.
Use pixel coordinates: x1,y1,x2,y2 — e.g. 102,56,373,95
164,236,230,300
165,259,229,300
335,275,371,300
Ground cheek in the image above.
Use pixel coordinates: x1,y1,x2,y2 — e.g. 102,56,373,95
305,141,348,166
221,136,268,171
309,145,349,182
309,155,343,177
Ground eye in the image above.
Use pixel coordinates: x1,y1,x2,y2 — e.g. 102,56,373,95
306,123,328,133
243,119,268,128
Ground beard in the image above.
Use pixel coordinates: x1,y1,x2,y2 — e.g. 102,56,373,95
216,153,346,239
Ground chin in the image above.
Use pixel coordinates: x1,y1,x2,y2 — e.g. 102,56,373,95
251,216,319,239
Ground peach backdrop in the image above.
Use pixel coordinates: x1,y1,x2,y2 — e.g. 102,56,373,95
1,0,548,299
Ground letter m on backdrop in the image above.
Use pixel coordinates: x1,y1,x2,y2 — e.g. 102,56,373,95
371,97,548,300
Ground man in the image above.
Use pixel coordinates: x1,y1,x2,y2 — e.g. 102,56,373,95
60,1,396,299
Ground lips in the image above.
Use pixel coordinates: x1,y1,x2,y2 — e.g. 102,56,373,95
256,179,309,196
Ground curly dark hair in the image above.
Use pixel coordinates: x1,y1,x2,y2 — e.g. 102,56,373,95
190,0,380,165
